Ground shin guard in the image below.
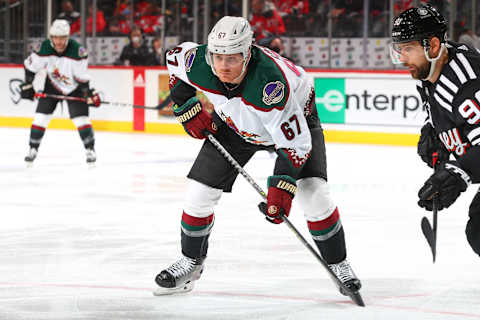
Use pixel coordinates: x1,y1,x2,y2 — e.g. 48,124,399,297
308,208,346,264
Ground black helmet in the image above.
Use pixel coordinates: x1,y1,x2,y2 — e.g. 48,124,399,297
391,4,447,48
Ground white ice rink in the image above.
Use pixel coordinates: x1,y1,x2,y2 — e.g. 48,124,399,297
1,127,479,320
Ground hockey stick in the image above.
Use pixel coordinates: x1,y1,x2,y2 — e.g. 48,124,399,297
33,92,163,110
9,78,23,104
421,152,439,263
205,132,365,307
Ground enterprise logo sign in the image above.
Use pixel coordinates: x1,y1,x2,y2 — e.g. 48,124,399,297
314,77,423,125
315,78,346,123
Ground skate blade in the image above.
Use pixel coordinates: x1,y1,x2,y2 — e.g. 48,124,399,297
152,281,195,296
87,162,96,169
25,161,34,168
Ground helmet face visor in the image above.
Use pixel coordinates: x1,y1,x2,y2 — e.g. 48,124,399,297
389,42,424,64
212,53,245,67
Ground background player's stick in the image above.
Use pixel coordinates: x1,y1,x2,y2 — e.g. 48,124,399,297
205,131,365,307
421,152,439,263
33,92,164,110
9,78,22,104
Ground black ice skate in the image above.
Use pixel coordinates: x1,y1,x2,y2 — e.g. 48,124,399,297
328,259,362,295
24,147,38,164
153,256,204,296
85,148,96,164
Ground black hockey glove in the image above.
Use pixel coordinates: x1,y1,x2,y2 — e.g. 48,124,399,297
86,88,101,107
19,82,35,100
418,161,471,211
417,123,449,168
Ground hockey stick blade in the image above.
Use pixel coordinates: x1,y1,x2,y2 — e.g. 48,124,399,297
349,291,365,307
421,216,436,262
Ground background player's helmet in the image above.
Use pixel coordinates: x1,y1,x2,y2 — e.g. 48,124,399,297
205,16,253,78
391,4,447,48
49,19,71,38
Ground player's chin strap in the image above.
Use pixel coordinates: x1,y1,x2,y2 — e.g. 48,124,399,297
423,43,446,81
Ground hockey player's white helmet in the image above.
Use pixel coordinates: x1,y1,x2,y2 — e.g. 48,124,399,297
49,19,71,38
206,16,254,79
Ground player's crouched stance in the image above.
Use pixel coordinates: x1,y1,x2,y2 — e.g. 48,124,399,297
20,19,101,165
154,17,361,296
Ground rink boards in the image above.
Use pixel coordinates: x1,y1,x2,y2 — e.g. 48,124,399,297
0,64,421,146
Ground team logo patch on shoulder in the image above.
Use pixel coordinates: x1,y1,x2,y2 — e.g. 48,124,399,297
33,42,42,52
184,48,197,72
262,81,285,105
79,46,88,58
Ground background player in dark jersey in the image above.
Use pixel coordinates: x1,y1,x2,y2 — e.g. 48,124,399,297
391,5,480,256
20,19,101,165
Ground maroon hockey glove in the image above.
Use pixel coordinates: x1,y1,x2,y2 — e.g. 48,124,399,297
258,175,296,224
86,88,101,107
173,97,217,139
418,161,471,211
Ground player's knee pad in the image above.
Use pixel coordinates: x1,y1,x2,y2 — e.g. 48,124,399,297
32,112,53,128
72,116,91,128
183,179,223,218
296,177,336,221
466,188,480,256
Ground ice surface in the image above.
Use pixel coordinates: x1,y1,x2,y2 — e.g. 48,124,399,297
0,127,479,320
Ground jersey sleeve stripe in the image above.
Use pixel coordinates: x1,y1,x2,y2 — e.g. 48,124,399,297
457,53,477,80
467,127,480,144
439,75,459,93
435,83,454,103
449,60,468,84
433,93,452,112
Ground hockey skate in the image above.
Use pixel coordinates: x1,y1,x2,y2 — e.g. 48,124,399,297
85,148,96,164
24,147,38,165
153,256,204,296
328,259,362,295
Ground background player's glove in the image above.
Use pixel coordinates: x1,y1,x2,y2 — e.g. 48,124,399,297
19,82,35,100
86,88,101,107
417,123,449,168
418,161,471,211
258,175,296,224
173,97,216,139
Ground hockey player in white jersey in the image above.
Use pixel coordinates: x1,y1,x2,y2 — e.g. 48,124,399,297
154,16,361,296
20,19,101,164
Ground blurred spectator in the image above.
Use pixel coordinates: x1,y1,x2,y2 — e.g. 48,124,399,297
250,0,286,41
70,3,106,35
211,0,241,22
116,26,151,66
114,0,132,17
135,0,151,18
107,16,128,35
369,0,389,37
57,0,80,26
273,0,308,17
148,37,165,65
257,35,295,62
136,2,164,34
458,28,480,50
330,0,363,37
